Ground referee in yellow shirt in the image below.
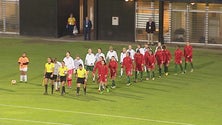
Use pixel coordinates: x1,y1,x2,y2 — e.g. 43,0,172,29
44,57,55,95
76,64,88,95
59,61,68,96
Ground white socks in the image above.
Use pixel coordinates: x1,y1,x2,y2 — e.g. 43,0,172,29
20,75,27,82
120,68,123,76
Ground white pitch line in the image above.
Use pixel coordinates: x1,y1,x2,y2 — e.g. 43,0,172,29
0,117,72,125
0,104,194,125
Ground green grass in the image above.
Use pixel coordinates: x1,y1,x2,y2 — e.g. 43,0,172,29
0,37,222,125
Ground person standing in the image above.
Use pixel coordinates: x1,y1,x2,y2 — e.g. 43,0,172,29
18,52,29,83
162,45,172,76
106,46,118,62
67,13,76,36
174,45,184,75
134,50,144,82
63,51,74,89
122,52,133,86
59,61,68,95
120,48,127,77
184,41,194,72
155,47,164,78
74,55,84,73
127,45,135,60
76,64,87,96
146,18,156,44
43,57,54,95
85,48,95,81
108,56,118,88
53,58,61,91
84,17,92,40
145,50,156,80
95,48,105,62
98,60,109,93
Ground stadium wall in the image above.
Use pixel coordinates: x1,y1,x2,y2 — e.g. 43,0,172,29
95,0,135,42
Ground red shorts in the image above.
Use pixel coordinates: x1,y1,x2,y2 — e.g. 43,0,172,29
110,70,116,78
99,75,107,83
147,65,155,70
135,64,143,71
157,60,163,66
175,60,182,64
185,57,192,62
125,69,132,76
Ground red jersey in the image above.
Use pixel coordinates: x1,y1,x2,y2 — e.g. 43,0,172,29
144,51,150,66
155,50,164,64
174,48,183,63
184,45,193,58
122,56,133,70
162,49,172,63
99,65,108,76
93,61,102,74
108,60,118,72
147,54,156,69
134,53,144,65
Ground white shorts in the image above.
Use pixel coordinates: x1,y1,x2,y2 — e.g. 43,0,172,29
20,68,28,72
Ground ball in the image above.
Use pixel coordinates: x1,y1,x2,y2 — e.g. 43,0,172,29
11,80,17,85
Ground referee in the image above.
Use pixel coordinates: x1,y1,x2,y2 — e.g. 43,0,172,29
76,64,88,95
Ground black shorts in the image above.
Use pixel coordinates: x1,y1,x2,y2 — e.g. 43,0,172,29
45,72,53,80
60,76,66,82
77,78,85,84
52,75,58,80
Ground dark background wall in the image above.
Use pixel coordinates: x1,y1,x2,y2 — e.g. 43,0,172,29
20,0,80,37
20,0,58,37
95,0,135,41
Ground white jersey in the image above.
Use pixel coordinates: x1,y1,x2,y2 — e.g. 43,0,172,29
106,50,118,61
74,59,84,70
95,53,105,62
63,56,74,70
85,53,95,66
120,52,127,63
127,49,135,60
136,48,145,55
53,61,62,75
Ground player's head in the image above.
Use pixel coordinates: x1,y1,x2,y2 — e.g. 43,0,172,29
157,42,161,46
98,48,102,53
88,48,92,53
137,44,141,48
66,51,71,57
101,60,106,65
22,52,26,57
136,49,140,53
186,41,190,46
75,55,80,60
111,56,116,61
157,46,162,51
122,48,126,53
109,46,113,51
176,45,180,49
149,50,153,55
61,61,65,66
47,57,53,63
126,52,130,57
162,44,166,50
70,13,73,17
53,58,57,63
128,45,132,49
79,64,83,69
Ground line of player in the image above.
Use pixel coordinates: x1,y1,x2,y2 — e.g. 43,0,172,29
42,41,194,95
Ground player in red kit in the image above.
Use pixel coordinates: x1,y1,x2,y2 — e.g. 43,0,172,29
144,49,150,80
108,56,118,88
162,45,172,76
147,50,156,80
93,56,104,83
174,45,184,75
184,41,194,72
155,47,164,77
122,52,133,86
98,60,109,93
134,50,144,82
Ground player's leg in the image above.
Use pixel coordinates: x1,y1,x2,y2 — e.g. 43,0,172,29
83,79,87,95
120,67,123,77
44,74,49,95
158,63,162,77
165,63,169,76
174,64,178,75
190,58,194,72
76,82,81,96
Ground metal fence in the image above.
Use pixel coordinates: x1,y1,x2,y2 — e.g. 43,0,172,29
0,0,19,34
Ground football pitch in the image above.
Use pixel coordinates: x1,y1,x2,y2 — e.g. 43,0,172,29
0,37,222,125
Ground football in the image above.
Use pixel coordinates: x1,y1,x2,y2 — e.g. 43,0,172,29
11,80,17,85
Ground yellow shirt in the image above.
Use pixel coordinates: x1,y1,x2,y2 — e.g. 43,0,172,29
68,17,76,25
59,66,68,76
77,68,87,78
45,63,54,73
18,56,29,68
